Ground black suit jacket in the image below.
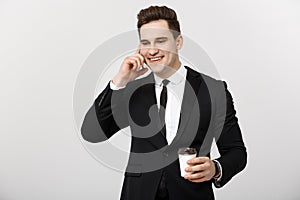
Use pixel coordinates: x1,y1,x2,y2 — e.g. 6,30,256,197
81,66,247,200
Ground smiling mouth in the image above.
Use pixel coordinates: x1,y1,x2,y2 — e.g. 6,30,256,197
148,56,164,63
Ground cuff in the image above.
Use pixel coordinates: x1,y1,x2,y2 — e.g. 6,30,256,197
110,80,126,90
213,159,223,187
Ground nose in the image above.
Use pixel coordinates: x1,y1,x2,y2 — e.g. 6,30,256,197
148,46,159,56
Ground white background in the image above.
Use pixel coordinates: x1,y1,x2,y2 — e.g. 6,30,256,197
1,0,300,199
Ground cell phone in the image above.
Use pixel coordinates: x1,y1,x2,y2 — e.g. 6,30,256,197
139,49,148,69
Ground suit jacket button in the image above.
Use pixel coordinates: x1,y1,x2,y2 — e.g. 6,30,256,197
163,153,168,157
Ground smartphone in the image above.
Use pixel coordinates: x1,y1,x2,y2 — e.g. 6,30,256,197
139,49,148,69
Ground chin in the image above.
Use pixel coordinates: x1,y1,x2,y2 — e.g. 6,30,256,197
148,63,166,74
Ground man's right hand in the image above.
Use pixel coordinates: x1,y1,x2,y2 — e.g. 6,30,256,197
112,49,148,87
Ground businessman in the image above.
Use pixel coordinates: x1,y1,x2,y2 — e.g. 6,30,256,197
81,5,247,200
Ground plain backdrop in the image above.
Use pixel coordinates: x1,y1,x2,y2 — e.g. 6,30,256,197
1,0,300,199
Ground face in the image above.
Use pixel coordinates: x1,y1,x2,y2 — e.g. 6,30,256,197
139,20,183,78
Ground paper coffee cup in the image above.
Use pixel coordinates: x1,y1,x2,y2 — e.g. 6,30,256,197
178,147,197,177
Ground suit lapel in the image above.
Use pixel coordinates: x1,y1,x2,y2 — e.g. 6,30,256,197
170,66,202,146
131,73,168,149
143,77,168,148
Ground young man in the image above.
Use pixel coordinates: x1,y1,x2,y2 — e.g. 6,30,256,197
81,5,247,200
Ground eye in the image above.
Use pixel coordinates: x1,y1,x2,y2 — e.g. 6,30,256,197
157,39,167,43
140,41,150,46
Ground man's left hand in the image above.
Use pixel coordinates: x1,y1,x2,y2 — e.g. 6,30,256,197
184,157,216,183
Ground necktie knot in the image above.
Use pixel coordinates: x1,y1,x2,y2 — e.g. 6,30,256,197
162,79,170,87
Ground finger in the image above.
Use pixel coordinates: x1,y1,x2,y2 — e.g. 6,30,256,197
125,58,139,69
135,46,145,63
185,163,208,173
135,47,140,55
135,53,145,64
129,56,142,69
136,68,148,76
187,157,209,165
184,171,206,180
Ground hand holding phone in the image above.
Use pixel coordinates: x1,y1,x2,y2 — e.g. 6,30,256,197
112,48,148,87
139,48,151,70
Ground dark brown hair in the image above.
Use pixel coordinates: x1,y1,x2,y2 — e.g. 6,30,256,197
137,5,181,39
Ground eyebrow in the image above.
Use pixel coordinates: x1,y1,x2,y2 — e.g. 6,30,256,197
155,37,168,40
140,37,168,42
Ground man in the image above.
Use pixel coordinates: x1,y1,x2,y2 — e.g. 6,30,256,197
81,5,247,200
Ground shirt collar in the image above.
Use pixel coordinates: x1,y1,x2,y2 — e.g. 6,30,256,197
153,64,186,86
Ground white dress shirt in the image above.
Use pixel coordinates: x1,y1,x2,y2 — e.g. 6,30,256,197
153,65,186,144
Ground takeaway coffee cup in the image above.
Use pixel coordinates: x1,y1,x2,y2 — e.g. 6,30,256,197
178,147,197,177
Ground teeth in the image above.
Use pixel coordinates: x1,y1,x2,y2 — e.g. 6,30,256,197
150,57,162,61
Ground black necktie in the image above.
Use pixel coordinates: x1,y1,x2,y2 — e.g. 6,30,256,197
155,80,171,200
159,79,170,138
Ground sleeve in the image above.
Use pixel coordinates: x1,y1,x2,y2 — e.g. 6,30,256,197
81,81,129,143
213,81,247,188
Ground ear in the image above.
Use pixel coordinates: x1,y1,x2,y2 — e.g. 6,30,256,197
176,35,183,50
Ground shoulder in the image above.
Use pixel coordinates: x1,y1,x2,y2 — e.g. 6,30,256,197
184,66,228,103
185,66,224,87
